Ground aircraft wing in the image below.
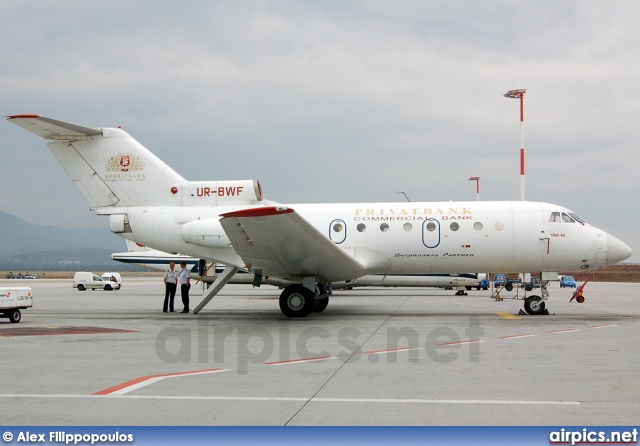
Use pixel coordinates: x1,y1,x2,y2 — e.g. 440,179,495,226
219,206,366,282
7,114,102,140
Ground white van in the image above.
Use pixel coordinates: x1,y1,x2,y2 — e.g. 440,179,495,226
101,272,122,289
73,272,120,291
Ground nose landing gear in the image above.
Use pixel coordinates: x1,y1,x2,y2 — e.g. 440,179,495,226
524,295,546,315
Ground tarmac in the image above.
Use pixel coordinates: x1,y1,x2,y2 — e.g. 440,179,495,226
0,277,638,426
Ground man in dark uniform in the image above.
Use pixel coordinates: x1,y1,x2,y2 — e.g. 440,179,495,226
179,261,191,313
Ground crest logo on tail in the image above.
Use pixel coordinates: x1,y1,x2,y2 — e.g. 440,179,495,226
104,152,147,182
106,153,145,173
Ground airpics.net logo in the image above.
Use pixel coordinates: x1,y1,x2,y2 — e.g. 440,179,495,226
154,316,485,374
549,428,638,445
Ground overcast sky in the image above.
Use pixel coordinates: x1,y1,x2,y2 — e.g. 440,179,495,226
1,1,638,262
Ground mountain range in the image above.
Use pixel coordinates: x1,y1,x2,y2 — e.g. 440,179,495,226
0,211,138,271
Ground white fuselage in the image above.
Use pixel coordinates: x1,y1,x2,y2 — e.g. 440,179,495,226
112,200,615,280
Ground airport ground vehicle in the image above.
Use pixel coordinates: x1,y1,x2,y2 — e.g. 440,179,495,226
466,274,489,291
494,274,507,287
0,287,32,323
493,274,535,292
73,272,120,291
4,273,36,279
101,272,122,288
560,276,577,288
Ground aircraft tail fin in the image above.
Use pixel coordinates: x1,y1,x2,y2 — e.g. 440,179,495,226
7,115,185,209
125,239,150,252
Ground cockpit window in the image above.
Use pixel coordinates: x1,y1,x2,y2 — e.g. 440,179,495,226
568,213,586,225
550,211,584,224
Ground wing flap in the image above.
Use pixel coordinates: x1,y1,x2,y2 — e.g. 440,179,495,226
7,115,102,140
219,206,367,282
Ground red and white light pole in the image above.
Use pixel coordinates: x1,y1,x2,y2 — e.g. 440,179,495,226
468,176,480,201
504,88,526,201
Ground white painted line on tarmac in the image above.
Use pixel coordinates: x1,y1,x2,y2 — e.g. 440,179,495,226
93,368,229,395
108,377,165,395
0,394,580,405
264,356,336,365
362,347,420,355
310,397,580,405
548,329,582,334
437,339,484,346
499,334,536,340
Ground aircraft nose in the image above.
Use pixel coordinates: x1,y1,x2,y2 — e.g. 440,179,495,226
607,234,633,265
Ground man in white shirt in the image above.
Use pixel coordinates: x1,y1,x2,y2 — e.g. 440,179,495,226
163,262,178,313
179,261,191,313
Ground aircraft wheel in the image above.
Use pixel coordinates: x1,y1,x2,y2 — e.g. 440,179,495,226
77,284,85,291
279,284,315,318
8,309,21,323
524,295,545,315
576,296,585,303
312,297,329,313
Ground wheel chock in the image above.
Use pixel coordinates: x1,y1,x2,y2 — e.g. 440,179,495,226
542,309,550,315
518,309,526,315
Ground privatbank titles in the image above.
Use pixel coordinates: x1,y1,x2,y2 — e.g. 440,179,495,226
354,207,473,221
104,152,146,181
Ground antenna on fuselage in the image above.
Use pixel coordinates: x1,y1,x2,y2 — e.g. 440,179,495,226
396,192,412,202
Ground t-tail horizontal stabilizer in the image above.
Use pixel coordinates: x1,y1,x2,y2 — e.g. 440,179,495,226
7,114,186,209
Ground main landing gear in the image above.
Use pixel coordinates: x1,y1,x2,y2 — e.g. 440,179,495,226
279,282,331,317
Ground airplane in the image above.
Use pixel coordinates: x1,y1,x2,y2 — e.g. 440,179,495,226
7,114,632,317
111,240,488,295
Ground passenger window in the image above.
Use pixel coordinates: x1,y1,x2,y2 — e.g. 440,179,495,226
426,222,437,232
380,223,389,232
450,222,459,231
403,223,412,232
357,223,366,232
